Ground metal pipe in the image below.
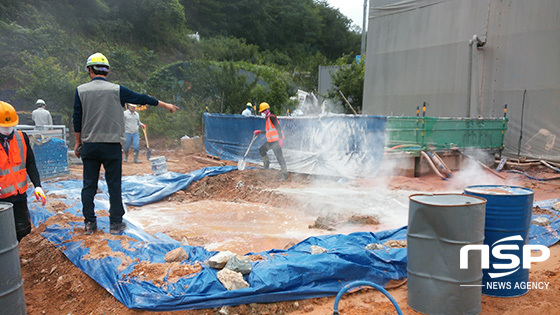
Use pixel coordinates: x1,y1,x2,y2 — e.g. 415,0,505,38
361,0,368,56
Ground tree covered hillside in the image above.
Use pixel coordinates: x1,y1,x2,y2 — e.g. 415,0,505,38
0,0,361,139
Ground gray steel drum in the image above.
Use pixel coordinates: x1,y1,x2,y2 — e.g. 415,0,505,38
0,202,27,314
407,194,486,315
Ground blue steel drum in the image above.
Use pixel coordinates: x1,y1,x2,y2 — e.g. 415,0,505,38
464,185,534,297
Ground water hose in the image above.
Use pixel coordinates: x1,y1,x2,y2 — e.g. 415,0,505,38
332,280,403,315
507,170,560,181
433,151,454,176
420,151,447,180
386,144,422,152
427,151,453,178
540,160,560,173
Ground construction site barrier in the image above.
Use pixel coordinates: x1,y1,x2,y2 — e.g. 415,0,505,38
204,113,387,178
17,125,70,179
386,116,508,151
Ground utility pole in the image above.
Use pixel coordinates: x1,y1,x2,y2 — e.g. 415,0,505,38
360,0,368,56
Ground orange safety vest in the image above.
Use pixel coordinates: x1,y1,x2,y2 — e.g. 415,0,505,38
265,115,284,143
0,131,28,198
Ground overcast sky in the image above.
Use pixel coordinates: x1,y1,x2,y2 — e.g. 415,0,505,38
326,0,369,30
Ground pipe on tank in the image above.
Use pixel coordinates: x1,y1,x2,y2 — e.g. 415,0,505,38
468,35,485,117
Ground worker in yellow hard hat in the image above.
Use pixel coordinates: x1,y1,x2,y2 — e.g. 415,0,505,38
74,52,179,235
242,102,252,116
253,102,288,180
0,101,47,242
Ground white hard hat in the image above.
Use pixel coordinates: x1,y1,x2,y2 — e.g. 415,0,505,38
128,104,138,108
36,99,46,106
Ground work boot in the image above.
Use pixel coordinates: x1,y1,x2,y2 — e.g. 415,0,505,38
280,166,288,181
110,221,127,235
123,151,129,162
133,151,142,163
84,221,97,235
262,156,270,169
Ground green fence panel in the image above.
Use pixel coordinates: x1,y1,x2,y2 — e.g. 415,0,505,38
386,116,508,150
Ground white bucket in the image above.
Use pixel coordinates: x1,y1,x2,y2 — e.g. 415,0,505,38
149,156,168,176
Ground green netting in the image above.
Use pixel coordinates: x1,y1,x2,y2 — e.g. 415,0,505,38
386,116,508,150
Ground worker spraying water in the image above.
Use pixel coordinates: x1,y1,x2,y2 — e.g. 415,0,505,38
253,102,288,181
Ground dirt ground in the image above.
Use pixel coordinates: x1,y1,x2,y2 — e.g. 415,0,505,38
19,147,560,314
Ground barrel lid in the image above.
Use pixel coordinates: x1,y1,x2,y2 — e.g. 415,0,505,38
409,193,486,206
464,185,534,196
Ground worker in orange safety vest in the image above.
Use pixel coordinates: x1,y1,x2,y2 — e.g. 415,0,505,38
253,102,288,180
0,101,47,241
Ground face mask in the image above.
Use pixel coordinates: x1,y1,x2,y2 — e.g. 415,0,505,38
0,126,14,136
261,113,266,118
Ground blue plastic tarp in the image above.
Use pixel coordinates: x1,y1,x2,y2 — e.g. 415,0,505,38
121,166,238,206
529,198,560,247
204,113,387,178
26,167,560,311
26,167,407,311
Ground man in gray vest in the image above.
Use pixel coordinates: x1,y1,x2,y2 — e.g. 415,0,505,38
73,52,178,235
31,99,53,127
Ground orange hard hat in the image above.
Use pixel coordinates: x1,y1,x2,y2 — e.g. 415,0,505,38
0,101,19,127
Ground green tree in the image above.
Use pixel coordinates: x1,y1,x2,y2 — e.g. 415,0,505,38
14,52,86,125
327,60,365,114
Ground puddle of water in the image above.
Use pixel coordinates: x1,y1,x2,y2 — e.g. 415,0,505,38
126,200,329,254
125,185,414,255
274,185,413,229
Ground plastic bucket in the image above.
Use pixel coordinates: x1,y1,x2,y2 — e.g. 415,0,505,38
464,185,534,297
0,202,27,314
407,194,486,315
149,156,168,176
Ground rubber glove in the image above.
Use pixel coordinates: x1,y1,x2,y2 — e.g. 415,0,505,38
279,139,284,147
253,130,261,135
34,187,47,206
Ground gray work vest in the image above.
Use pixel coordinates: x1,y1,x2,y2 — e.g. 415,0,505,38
77,80,125,143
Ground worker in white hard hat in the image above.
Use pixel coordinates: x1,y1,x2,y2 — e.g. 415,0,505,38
31,99,53,127
0,101,47,242
123,104,146,163
73,52,178,236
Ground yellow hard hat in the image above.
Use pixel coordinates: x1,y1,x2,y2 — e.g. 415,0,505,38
0,101,19,127
259,102,270,112
246,102,252,107
85,53,110,71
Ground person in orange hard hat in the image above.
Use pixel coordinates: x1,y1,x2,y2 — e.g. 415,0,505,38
253,102,288,180
0,101,47,241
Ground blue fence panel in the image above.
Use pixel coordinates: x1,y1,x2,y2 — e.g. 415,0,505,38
204,113,387,178
31,137,69,178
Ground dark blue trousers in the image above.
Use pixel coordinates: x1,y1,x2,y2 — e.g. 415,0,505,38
81,143,124,225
